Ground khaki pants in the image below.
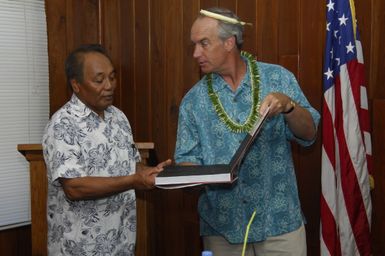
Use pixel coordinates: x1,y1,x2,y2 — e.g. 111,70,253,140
203,224,307,256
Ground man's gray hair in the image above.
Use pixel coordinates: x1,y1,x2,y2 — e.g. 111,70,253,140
201,7,244,50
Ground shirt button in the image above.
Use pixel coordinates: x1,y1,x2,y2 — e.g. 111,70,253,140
243,200,247,204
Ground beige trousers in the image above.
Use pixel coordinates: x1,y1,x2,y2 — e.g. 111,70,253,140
203,224,307,256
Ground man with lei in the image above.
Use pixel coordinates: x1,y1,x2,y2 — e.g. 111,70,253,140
174,7,320,256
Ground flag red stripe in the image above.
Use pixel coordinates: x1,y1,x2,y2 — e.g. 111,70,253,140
334,76,371,255
322,93,336,168
321,193,342,256
359,109,370,132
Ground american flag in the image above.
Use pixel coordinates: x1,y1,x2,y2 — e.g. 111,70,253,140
321,0,372,255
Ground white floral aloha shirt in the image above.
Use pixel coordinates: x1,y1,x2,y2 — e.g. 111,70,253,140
175,59,320,243
42,94,140,255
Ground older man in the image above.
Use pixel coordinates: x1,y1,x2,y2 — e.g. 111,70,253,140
174,7,320,256
43,44,170,255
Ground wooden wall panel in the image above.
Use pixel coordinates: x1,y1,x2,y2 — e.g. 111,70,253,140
236,0,257,54
372,100,385,255
101,0,122,107
149,1,169,163
0,225,31,255
256,0,279,63
118,0,135,132
278,0,299,76
297,0,325,254
165,0,184,156
200,0,219,11
65,0,100,49
367,0,385,99
45,0,71,115
218,0,236,12
132,0,151,141
371,0,385,99
45,0,101,115
182,0,201,96
296,0,323,245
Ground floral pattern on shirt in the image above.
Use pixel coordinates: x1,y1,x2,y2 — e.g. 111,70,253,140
43,94,140,255
175,60,320,243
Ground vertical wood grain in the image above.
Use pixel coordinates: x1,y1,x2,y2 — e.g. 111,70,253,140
0,225,31,255
237,0,257,54
278,0,299,76
65,0,100,49
297,0,324,254
372,99,385,256
365,0,385,99
182,0,201,96
200,0,218,11
256,0,279,63
132,0,151,141
45,0,71,115
100,0,122,107
218,0,235,11
45,0,100,115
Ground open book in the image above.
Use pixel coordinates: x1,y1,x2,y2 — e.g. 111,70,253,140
155,107,270,189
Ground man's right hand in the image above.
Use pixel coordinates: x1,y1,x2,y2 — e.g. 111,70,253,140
134,159,172,189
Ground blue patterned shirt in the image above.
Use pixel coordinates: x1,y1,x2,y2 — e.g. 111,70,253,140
42,94,140,255
175,60,320,243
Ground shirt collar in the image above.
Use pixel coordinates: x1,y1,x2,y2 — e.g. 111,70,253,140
210,57,251,94
69,94,113,119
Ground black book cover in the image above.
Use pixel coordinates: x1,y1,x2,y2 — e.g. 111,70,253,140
155,107,269,188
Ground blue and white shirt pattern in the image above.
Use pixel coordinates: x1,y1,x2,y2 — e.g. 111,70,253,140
175,60,320,243
43,94,140,255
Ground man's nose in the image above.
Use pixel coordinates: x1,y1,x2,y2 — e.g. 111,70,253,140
193,45,201,59
105,78,115,90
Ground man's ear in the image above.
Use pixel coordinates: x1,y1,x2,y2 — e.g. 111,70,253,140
70,79,80,93
224,36,236,52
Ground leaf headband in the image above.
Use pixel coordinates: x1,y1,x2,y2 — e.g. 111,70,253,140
199,9,253,26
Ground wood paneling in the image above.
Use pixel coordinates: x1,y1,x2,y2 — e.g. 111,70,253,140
297,0,325,254
101,0,122,107
45,0,71,115
130,0,150,140
369,0,385,99
371,99,385,256
256,0,279,63
236,0,257,54
0,225,31,255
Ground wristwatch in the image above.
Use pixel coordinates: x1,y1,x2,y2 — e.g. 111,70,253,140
283,100,296,114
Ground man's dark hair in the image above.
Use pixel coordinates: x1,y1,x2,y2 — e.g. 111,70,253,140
65,44,112,89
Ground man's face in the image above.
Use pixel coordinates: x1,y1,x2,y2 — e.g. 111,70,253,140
72,52,116,117
190,17,229,74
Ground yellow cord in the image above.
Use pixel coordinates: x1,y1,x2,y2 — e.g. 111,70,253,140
349,0,357,40
241,210,257,256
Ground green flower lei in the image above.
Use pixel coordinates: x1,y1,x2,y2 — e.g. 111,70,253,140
207,51,260,133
